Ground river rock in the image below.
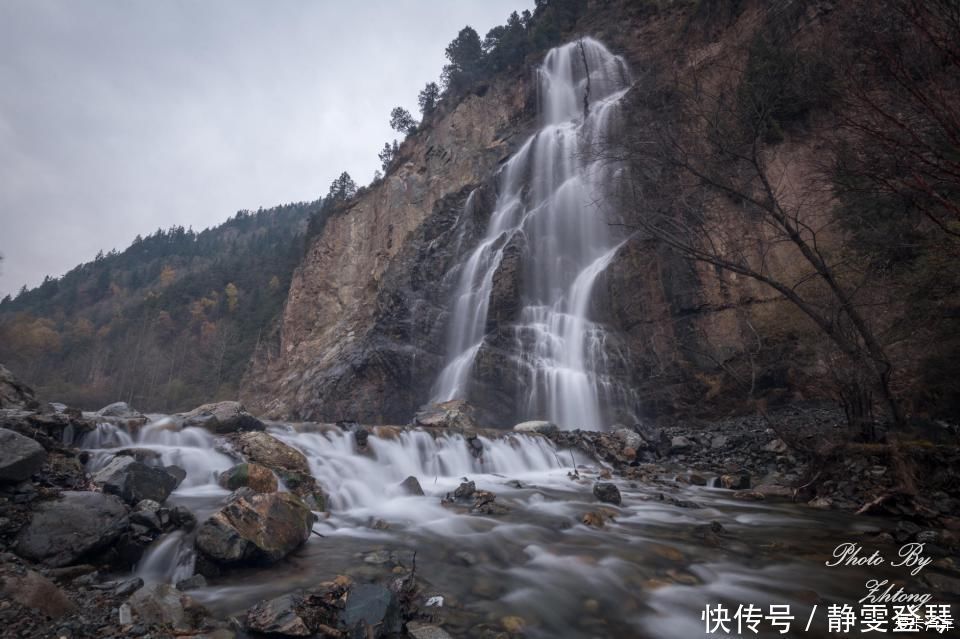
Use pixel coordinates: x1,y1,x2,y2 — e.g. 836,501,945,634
101,461,185,505
398,475,424,496
16,491,129,566
127,582,204,631
96,402,140,419
0,428,46,482
413,400,479,432
453,480,476,501
718,473,751,490
342,583,401,637
613,428,643,452
513,420,559,435
195,492,314,570
218,462,278,493
670,435,694,453
181,401,265,434
593,482,622,505
0,569,77,618
407,622,454,639
246,593,312,636
231,431,326,509
246,577,351,636
0,363,38,410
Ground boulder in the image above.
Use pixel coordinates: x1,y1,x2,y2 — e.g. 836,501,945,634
16,491,129,566
246,593,312,636
231,432,325,509
593,482,622,506
452,480,476,501
0,363,38,410
342,583,401,637
0,428,46,482
245,577,351,636
195,492,314,570
413,400,479,432
670,436,694,452
0,569,77,618
613,428,643,452
96,402,140,418
180,401,265,434
512,420,559,435
407,622,454,639
218,463,278,493
100,460,185,504
127,582,205,631
398,475,424,496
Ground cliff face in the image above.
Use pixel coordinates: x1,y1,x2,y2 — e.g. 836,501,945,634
243,72,535,422
245,0,954,426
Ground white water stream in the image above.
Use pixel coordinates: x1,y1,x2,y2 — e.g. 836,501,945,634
433,38,637,431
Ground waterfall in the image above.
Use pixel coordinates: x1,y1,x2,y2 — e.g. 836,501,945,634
433,38,635,431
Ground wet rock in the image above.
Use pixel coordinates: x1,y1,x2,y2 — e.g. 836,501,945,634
582,509,616,528
218,462,278,493
670,436,693,453
808,496,833,510
613,428,643,452
16,491,129,566
195,492,314,571
127,582,204,631
0,363,39,410
413,400,479,432
0,428,46,482
407,621,454,639
453,480,476,501
231,431,326,509
96,402,140,419
180,401,265,434
718,473,751,490
398,475,424,496
176,574,208,591
113,576,144,597
91,456,135,484
684,472,707,486
343,583,401,638
101,461,184,505
593,482,622,505
171,504,197,530
466,435,484,459
754,484,794,498
512,420,559,435
471,490,509,515
130,509,162,532
0,569,77,618
246,593,312,636
763,438,789,454
501,615,526,633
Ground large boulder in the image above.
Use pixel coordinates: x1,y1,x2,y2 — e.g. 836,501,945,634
0,569,77,619
512,420,559,435
593,482,622,506
16,491,129,566
0,428,46,482
99,459,185,505
231,431,325,509
180,401,264,434
412,400,479,432
127,582,205,632
218,462,278,493
0,364,38,410
195,492,314,571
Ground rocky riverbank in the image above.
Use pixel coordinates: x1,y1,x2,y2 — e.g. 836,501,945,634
2,366,959,638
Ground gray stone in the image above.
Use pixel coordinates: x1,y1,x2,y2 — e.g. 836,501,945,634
512,420,559,435
0,428,46,482
101,461,184,505
0,364,38,410
613,428,643,452
593,482,622,506
16,491,129,567
180,401,265,434
127,583,201,631
398,475,424,496
343,584,401,637
97,402,141,418
670,436,694,452
763,438,789,454
91,456,136,485
246,593,311,636
407,622,454,639
175,574,208,591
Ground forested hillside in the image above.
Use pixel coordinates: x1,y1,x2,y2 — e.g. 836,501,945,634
0,201,319,410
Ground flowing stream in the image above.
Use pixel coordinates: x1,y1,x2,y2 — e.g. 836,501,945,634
433,38,638,431
79,419,911,639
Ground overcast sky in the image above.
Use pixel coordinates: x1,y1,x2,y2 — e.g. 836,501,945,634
0,0,531,298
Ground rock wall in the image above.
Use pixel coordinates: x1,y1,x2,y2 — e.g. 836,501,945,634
244,1,846,426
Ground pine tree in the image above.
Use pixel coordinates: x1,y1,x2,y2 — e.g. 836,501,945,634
389,107,418,135
418,82,440,116
442,26,485,93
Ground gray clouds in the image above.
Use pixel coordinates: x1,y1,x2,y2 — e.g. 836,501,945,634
0,0,530,297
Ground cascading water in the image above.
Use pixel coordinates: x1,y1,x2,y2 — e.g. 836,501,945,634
432,38,637,431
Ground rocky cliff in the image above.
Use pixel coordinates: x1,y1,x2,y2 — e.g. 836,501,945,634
244,0,960,427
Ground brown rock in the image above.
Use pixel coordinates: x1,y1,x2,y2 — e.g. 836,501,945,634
0,570,77,618
218,463,278,493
